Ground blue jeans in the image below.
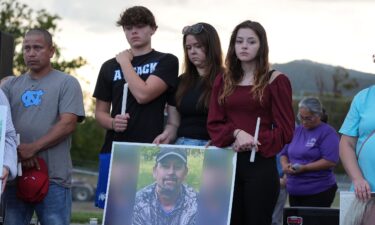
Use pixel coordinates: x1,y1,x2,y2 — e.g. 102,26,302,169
4,182,72,225
175,137,208,146
272,187,288,225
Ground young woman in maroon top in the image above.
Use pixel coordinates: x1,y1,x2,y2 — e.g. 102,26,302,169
207,20,295,225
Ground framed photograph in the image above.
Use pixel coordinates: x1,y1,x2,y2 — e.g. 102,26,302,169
103,142,237,225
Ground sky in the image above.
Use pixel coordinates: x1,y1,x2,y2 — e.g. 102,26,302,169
20,0,375,93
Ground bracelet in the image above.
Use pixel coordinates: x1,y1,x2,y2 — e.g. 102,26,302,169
112,119,115,130
234,129,242,138
168,123,178,128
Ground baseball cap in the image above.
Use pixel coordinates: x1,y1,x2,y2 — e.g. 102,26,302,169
156,148,187,164
17,157,49,203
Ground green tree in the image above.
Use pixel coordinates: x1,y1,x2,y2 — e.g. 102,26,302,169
0,0,86,75
72,117,105,169
1,0,102,167
332,66,359,97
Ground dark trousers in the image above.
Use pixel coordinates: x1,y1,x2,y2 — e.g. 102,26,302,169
230,152,280,225
289,183,338,207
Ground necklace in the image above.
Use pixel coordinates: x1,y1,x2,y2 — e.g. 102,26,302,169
240,73,254,85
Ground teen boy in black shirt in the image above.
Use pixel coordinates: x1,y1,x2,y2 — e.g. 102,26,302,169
93,6,178,208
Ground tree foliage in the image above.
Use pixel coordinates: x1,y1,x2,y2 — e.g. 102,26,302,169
313,68,326,96
72,117,105,169
1,0,102,167
0,0,86,75
332,66,359,97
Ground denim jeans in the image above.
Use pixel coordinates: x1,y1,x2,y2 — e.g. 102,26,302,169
175,137,209,146
271,187,288,225
4,182,72,225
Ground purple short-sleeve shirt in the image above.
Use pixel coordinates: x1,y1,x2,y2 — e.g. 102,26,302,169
280,123,339,195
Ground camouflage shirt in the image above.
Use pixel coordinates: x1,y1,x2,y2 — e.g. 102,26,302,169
132,183,197,225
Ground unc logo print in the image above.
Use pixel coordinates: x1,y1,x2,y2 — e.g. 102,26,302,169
21,90,44,107
98,192,106,202
306,138,317,147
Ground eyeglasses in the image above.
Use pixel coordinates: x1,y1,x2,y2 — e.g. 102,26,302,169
182,24,204,35
297,113,317,122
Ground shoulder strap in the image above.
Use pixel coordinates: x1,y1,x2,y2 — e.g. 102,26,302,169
267,69,278,84
357,86,374,159
357,130,375,159
268,69,276,80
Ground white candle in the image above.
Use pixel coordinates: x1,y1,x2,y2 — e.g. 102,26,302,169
121,83,128,115
250,117,260,162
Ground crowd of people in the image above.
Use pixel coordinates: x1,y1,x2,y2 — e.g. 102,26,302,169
0,4,374,225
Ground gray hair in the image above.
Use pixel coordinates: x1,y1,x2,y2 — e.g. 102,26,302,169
298,97,323,116
343,197,375,225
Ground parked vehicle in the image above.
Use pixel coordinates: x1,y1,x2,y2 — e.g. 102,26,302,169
72,179,96,201
71,168,98,202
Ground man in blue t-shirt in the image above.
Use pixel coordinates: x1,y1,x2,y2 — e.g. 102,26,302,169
2,28,85,225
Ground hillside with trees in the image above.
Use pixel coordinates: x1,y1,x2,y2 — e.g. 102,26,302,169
273,60,375,98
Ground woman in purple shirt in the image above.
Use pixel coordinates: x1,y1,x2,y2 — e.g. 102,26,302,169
280,97,339,207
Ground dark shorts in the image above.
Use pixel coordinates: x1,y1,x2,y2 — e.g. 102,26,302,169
95,153,111,209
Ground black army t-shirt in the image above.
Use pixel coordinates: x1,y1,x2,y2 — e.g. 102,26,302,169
94,50,178,153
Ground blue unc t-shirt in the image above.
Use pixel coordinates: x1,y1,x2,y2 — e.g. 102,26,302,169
339,85,375,191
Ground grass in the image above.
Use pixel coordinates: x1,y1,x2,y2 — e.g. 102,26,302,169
72,211,103,224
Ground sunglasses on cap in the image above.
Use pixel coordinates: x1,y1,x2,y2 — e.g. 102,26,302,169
182,24,205,35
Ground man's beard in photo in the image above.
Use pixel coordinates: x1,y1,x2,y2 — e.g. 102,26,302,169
159,175,181,196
